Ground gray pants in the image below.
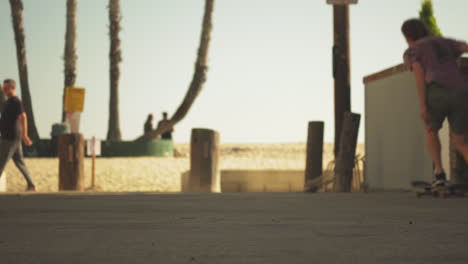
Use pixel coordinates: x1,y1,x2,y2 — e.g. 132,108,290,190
0,139,35,188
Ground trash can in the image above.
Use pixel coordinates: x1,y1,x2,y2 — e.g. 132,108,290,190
51,123,70,157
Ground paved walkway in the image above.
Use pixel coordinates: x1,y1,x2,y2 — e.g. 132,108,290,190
0,192,467,264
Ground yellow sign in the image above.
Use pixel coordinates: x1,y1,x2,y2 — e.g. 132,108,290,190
64,86,85,112
327,0,357,4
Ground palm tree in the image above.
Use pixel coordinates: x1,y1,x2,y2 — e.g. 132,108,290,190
62,0,78,122
0,84,5,112
419,0,442,36
142,0,215,140
9,0,40,142
106,0,122,141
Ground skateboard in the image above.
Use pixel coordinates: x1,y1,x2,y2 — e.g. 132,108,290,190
411,181,468,198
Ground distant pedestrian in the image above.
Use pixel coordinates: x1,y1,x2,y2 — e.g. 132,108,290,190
402,19,468,185
157,112,174,140
144,114,154,134
0,79,35,191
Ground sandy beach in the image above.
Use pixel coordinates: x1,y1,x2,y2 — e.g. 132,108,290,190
4,143,364,193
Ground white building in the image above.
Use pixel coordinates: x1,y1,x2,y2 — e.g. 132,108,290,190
362,59,468,190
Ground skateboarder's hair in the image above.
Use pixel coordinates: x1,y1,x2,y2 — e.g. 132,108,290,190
3,79,16,88
401,19,430,41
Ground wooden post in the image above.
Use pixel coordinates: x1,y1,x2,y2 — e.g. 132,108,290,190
58,133,84,191
91,136,96,189
334,112,360,192
189,128,220,192
0,83,5,112
333,4,351,157
304,121,324,192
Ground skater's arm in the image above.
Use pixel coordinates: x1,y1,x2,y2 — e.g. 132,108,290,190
451,40,468,54
462,42,468,53
19,113,32,146
412,63,428,123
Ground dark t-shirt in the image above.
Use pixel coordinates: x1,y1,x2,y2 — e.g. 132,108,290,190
403,36,467,91
157,120,173,139
0,96,25,140
144,120,153,134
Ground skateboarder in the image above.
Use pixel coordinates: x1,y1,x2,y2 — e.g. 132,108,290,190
0,79,36,191
401,19,468,185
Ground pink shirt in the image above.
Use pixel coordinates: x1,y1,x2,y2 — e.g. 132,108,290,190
404,36,467,91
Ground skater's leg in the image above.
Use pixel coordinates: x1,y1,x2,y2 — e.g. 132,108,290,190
449,88,468,162
423,84,448,175
451,133,468,163
425,129,444,174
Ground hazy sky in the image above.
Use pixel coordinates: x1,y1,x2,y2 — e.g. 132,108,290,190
0,0,467,143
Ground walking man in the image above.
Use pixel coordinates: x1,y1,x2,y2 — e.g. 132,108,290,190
402,19,468,185
0,79,35,191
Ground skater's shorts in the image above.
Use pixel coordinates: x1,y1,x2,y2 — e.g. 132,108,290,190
426,82,468,134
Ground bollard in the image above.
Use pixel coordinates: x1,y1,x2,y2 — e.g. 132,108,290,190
189,128,220,192
334,112,361,192
58,133,85,191
304,121,324,192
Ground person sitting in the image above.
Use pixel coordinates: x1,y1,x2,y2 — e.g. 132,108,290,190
144,114,154,134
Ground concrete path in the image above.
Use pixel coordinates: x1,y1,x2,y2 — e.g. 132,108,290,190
0,192,467,264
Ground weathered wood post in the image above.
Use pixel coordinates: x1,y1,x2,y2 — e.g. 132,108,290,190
332,4,351,158
58,133,84,190
189,128,220,192
334,112,361,192
304,121,324,192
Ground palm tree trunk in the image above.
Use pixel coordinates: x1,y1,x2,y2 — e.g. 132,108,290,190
142,0,215,140
0,84,5,112
9,0,40,142
107,0,122,141
62,0,78,122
